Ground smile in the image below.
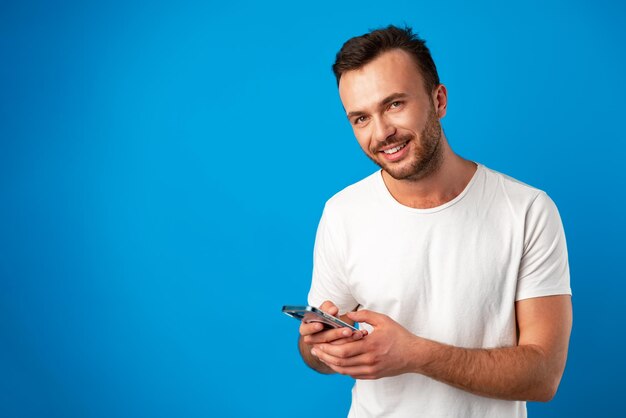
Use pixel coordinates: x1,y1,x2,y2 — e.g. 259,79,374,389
381,141,408,155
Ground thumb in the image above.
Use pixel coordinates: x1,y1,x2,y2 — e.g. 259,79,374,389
319,300,339,316
346,309,384,327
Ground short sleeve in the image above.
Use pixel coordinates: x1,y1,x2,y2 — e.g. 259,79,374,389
307,205,358,315
516,192,572,301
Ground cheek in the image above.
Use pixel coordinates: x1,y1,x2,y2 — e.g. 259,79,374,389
353,130,373,153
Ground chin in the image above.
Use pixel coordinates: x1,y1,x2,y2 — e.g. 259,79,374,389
381,159,437,181
379,162,416,180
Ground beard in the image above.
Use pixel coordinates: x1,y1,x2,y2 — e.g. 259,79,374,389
367,106,443,182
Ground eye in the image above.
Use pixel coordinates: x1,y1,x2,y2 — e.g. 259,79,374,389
353,115,368,125
389,101,403,109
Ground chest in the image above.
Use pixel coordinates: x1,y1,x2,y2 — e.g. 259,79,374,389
342,210,522,343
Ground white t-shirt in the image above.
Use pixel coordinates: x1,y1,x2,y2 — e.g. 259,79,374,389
308,163,571,418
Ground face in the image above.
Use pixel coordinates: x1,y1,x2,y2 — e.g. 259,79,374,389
338,49,445,181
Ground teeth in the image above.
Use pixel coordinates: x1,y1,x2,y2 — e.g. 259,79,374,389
383,142,407,155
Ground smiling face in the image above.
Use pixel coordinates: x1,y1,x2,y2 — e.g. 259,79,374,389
338,49,446,181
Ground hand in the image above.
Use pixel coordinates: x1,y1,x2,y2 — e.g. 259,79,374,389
300,301,367,346
311,309,422,380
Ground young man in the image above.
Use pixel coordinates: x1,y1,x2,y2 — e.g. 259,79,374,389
298,26,572,417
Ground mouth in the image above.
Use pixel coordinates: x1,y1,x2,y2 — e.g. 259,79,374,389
379,141,409,155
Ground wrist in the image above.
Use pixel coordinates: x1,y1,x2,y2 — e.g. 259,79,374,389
408,336,436,375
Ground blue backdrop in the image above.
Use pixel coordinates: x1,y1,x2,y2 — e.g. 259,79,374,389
1,0,625,416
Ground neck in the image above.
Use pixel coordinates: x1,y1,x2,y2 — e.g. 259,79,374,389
381,136,477,209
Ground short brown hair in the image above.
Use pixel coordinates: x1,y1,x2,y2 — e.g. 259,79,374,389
332,25,440,94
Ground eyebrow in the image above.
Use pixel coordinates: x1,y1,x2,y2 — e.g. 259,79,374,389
346,92,410,120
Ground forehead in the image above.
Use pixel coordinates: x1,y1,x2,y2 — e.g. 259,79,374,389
338,49,427,112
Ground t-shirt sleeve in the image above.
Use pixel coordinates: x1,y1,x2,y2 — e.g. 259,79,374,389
307,205,358,315
516,192,572,301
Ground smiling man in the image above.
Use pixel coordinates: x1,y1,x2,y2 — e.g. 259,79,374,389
297,26,572,417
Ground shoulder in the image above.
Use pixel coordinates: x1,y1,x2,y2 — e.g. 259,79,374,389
479,164,553,211
322,170,381,216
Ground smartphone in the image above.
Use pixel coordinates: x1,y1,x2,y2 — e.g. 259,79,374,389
282,305,358,331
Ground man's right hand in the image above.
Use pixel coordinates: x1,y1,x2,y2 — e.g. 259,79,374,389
298,301,367,373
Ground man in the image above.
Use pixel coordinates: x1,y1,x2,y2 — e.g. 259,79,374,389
298,25,572,417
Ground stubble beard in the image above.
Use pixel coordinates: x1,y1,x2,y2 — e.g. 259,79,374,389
368,107,444,182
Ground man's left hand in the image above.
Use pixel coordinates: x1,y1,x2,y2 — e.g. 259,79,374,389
311,309,423,380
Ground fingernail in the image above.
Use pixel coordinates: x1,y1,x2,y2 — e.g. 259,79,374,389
343,329,351,336
311,349,317,356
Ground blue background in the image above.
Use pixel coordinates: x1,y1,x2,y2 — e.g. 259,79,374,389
1,0,625,416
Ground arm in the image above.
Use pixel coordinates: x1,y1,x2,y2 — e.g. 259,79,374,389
312,295,572,401
418,295,572,401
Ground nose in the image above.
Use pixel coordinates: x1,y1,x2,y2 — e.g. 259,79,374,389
372,114,396,144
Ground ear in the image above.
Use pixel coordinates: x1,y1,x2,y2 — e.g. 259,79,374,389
432,84,448,119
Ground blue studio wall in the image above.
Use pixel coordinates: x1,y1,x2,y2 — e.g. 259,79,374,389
1,0,625,417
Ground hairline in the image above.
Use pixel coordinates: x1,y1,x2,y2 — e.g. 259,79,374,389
336,47,438,96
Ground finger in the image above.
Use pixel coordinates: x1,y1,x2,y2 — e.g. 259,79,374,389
299,321,325,337
317,340,368,359
346,309,384,326
313,356,382,380
328,330,367,345
321,361,377,380
326,337,357,345
313,349,375,370
304,325,367,343
325,331,367,346
319,300,339,316
303,327,356,345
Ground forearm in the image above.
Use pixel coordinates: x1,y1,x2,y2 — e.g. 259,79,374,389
298,336,336,374
414,339,561,401
315,298,571,398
